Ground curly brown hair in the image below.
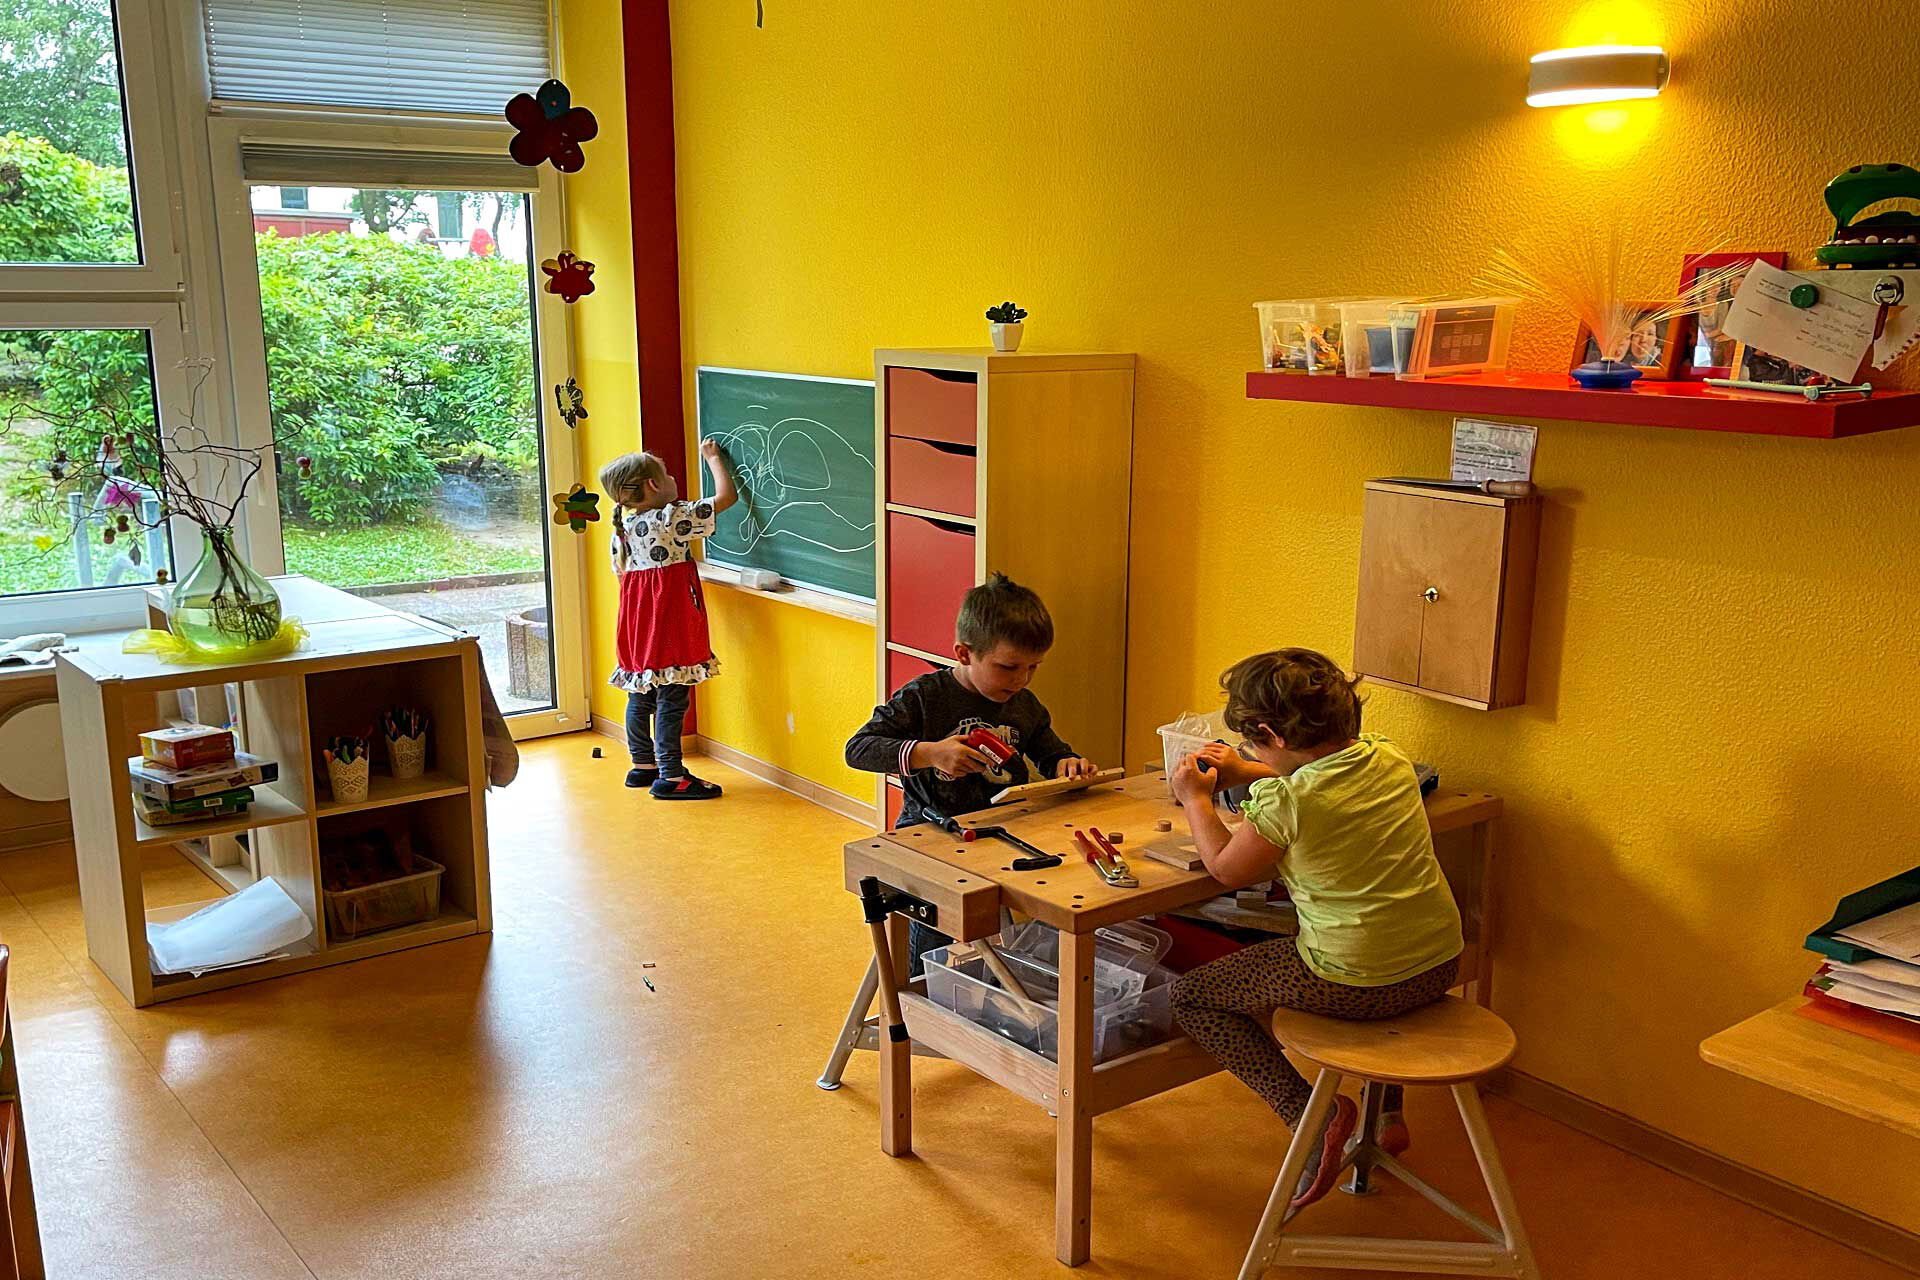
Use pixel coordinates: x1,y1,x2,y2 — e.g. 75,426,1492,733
1220,648,1362,749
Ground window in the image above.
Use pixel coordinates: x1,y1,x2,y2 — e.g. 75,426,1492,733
437,192,463,240
0,0,140,265
280,185,309,210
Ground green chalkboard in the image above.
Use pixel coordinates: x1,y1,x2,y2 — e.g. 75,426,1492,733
695,367,877,600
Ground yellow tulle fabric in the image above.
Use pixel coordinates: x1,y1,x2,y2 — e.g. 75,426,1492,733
122,618,310,664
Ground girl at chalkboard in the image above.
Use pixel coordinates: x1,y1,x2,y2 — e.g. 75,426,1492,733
600,440,737,799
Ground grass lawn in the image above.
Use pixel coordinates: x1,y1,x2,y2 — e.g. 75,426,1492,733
283,519,542,589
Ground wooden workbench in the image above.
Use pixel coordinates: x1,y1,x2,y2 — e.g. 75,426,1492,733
1701,997,1920,1141
838,772,1503,1266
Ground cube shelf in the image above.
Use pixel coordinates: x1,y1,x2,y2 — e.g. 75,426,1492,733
55,597,492,1007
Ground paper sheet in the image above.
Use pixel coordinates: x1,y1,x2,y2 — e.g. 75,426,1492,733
1720,261,1880,382
146,876,313,976
1834,899,1920,962
1451,419,1536,484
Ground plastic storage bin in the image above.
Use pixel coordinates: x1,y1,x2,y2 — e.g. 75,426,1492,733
1336,299,1418,378
1387,297,1517,380
1157,709,1232,782
1255,300,1348,374
1001,918,1172,995
922,946,1175,1063
323,852,444,940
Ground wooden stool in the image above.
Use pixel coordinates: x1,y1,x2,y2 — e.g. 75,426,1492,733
1237,996,1541,1280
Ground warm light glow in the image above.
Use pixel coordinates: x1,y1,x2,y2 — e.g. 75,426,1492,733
1526,44,1669,109
1529,43,1666,64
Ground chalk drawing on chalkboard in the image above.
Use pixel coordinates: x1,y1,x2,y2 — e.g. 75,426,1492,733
706,410,876,558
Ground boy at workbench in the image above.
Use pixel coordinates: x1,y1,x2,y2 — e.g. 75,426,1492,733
845,573,1097,968
1169,648,1462,1212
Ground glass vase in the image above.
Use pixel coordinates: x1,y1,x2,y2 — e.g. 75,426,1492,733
167,527,283,656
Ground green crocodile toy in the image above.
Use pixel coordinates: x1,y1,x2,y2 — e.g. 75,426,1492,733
1816,162,1920,268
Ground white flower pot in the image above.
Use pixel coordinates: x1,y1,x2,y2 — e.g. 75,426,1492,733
990,322,1024,352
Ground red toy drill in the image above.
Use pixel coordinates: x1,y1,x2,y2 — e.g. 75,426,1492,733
962,726,1016,768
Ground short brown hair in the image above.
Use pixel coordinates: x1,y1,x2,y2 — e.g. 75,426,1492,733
956,573,1054,653
1220,648,1362,748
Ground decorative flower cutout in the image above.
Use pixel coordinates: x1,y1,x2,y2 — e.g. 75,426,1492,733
550,483,602,533
555,377,588,429
103,478,141,509
506,78,599,173
541,251,596,303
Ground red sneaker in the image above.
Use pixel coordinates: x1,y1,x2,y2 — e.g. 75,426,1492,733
1290,1094,1358,1210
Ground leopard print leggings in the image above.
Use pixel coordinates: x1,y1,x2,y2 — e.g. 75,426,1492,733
1171,939,1459,1125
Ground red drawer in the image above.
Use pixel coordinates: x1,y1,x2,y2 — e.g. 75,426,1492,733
887,435,977,517
886,367,977,445
888,647,942,693
887,511,976,656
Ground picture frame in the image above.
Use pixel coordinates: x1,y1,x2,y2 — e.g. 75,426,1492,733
1569,302,1682,380
1673,250,1788,380
1728,342,1829,389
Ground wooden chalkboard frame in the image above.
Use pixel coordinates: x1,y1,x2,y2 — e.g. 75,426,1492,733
694,366,878,602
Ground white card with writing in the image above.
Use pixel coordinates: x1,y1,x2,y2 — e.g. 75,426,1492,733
1719,260,1879,382
1451,419,1537,484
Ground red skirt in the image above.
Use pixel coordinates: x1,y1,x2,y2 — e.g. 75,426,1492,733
611,559,717,691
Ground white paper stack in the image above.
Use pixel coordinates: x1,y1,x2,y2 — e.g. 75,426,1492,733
146,877,313,977
1810,954,1920,1023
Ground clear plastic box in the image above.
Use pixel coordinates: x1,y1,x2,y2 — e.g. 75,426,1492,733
921,946,1176,1064
1254,300,1348,375
1336,299,1417,378
1001,919,1172,995
322,852,444,940
1386,297,1517,380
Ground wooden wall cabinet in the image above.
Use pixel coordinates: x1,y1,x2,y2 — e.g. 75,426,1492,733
1353,481,1540,711
873,348,1136,824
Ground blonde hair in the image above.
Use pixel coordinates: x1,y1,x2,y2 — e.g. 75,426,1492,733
600,451,669,570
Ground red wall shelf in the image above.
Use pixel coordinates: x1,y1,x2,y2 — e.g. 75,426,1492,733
1244,370,1920,440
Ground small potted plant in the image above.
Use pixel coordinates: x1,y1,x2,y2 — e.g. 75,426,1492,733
985,301,1028,352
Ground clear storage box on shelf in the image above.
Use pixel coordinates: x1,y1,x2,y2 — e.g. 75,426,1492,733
1336,299,1418,378
1000,918,1172,996
921,945,1175,1064
323,852,444,940
1254,300,1349,375
1387,297,1518,380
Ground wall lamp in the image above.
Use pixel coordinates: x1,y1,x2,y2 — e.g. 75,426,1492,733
1527,45,1670,108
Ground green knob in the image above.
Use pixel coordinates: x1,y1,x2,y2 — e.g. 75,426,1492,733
1790,282,1821,309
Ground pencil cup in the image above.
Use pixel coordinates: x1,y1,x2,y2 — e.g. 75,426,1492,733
387,731,427,781
327,754,370,803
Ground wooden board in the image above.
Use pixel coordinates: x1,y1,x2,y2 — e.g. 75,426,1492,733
1701,997,1920,1141
988,767,1123,806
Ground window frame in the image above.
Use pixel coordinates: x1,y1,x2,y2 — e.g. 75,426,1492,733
203,111,589,739
0,0,184,293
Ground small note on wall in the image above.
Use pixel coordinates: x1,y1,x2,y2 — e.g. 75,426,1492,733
1452,419,1537,485
1720,260,1880,383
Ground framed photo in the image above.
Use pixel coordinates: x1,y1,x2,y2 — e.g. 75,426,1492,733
1673,250,1787,379
1569,302,1682,380
1729,342,1829,388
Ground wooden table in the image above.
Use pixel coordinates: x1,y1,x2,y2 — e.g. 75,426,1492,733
836,772,1503,1266
1701,997,1920,1140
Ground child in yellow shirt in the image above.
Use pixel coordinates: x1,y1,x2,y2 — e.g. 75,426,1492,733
1169,648,1462,1210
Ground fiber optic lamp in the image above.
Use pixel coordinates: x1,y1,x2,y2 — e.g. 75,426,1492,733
1527,45,1670,107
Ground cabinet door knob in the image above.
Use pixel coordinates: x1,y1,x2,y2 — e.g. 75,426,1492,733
1422,586,1440,603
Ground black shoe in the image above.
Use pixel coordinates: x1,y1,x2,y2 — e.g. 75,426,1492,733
650,772,722,800
625,767,659,788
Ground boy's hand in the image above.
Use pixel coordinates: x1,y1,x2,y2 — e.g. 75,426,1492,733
1171,753,1214,805
920,735,993,777
1053,755,1097,780
700,437,726,462
1196,741,1245,787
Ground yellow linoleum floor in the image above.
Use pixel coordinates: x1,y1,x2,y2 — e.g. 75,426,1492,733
3,736,1908,1279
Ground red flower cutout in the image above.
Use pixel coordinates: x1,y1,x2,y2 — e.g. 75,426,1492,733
506,78,599,173
542,251,597,303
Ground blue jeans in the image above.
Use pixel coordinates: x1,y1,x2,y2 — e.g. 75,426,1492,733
626,683,691,776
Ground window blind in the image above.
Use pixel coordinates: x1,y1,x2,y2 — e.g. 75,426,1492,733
204,0,551,115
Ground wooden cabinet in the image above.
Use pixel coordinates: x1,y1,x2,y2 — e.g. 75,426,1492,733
873,348,1136,821
1353,481,1540,710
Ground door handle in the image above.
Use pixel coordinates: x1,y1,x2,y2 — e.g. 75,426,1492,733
1422,586,1439,603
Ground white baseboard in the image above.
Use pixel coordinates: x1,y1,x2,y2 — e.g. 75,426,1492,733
588,715,878,828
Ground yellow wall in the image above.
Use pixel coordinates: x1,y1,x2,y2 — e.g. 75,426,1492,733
556,0,1920,1227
